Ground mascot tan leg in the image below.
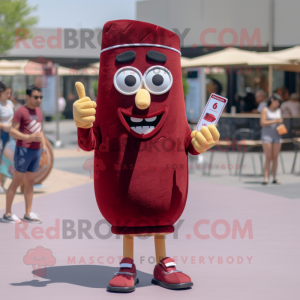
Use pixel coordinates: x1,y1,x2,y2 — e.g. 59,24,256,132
123,235,134,259
154,234,166,264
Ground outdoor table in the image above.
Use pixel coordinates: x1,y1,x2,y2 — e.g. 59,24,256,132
218,113,300,140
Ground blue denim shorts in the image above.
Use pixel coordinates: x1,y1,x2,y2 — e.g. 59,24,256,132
0,130,10,163
14,146,42,173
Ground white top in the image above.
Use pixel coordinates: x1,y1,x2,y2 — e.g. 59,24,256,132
265,107,281,129
0,99,14,124
281,100,300,117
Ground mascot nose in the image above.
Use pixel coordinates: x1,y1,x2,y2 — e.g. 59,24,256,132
135,86,151,110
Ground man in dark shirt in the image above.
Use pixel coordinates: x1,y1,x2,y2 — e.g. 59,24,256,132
240,91,257,113
3,85,46,224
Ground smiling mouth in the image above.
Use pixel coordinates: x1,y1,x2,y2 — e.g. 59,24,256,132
123,114,163,135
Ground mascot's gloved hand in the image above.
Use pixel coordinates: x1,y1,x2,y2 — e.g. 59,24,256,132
191,124,220,153
73,82,97,129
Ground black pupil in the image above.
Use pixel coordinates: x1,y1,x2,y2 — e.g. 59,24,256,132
125,75,136,87
152,74,164,86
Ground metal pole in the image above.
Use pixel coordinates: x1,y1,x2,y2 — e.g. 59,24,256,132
199,67,206,116
54,64,63,148
268,0,274,96
296,73,300,95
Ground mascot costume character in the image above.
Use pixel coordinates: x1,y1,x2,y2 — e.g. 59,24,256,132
73,20,220,292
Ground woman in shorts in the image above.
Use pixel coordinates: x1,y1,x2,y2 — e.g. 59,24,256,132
260,94,283,185
0,82,14,193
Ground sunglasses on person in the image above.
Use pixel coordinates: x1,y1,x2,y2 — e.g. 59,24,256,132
32,95,43,99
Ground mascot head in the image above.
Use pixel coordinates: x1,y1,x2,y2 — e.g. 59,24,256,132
97,20,185,140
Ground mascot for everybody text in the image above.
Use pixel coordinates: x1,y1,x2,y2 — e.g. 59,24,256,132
73,20,220,292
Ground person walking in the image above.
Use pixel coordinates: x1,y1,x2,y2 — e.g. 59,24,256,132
3,85,46,223
260,94,283,185
0,82,14,194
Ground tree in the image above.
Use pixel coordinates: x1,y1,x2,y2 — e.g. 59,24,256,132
93,80,98,98
182,73,189,98
0,0,38,55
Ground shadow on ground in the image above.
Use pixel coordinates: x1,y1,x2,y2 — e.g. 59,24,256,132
10,265,153,289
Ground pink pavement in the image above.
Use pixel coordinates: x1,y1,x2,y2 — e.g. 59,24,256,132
0,179,299,299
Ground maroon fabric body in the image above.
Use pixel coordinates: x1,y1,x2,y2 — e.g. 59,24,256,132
77,20,198,234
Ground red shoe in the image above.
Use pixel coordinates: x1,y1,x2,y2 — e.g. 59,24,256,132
152,257,193,290
107,257,139,293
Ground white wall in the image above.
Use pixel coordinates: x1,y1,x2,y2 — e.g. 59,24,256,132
137,0,300,48
274,0,300,46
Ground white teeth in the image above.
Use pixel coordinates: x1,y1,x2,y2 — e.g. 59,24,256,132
130,116,157,123
130,117,143,123
131,126,155,134
144,126,155,133
145,116,157,122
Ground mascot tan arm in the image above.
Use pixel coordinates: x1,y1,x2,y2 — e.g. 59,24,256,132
191,124,220,153
73,82,97,129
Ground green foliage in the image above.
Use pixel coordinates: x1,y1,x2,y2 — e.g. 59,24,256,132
93,80,98,97
182,74,189,98
0,0,38,55
52,114,65,120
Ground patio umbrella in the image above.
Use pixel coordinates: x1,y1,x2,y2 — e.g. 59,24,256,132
260,46,300,73
0,59,74,76
182,48,289,67
275,64,300,72
180,57,192,68
182,48,291,96
261,46,300,61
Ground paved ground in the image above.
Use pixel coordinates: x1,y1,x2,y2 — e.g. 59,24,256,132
1,179,299,299
43,119,79,149
1,120,299,299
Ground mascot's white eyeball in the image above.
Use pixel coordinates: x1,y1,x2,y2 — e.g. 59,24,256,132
144,66,173,95
114,67,143,95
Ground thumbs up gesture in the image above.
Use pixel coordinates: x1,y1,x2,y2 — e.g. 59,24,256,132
73,82,97,129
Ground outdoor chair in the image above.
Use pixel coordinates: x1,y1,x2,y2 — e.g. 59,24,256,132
204,123,233,176
234,128,263,178
291,129,300,173
205,139,233,176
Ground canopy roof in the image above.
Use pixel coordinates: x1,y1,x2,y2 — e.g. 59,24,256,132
181,48,289,68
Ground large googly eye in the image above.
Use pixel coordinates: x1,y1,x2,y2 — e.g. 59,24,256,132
144,66,173,95
114,67,143,95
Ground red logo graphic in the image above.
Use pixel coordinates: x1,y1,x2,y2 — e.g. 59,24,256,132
213,103,218,109
204,113,216,123
24,56,57,88
23,246,56,277
83,158,106,178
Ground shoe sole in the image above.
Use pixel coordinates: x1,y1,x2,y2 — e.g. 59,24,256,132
2,218,22,224
22,219,42,224
152,278,193,290
107,278,139,293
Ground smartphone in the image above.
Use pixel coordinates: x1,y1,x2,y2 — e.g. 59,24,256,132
196,93,228,131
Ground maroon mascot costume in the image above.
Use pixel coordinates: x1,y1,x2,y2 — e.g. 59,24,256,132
73,19,220,292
